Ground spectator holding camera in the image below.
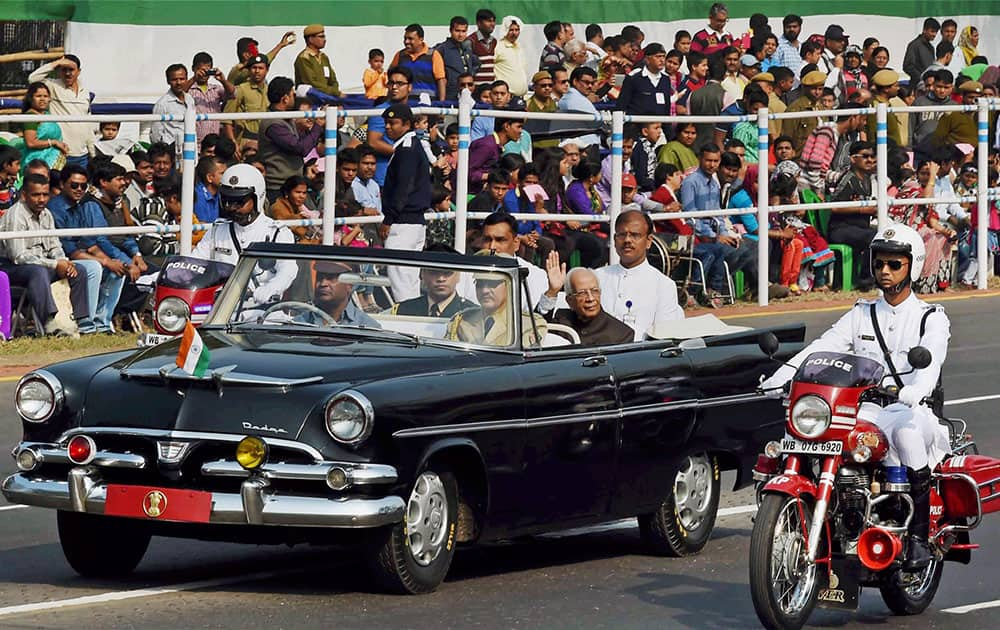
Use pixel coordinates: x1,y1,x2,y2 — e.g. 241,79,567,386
188,52,235,144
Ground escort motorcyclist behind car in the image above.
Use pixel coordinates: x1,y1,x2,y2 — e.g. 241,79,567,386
191,163,297,308
762,223,951,571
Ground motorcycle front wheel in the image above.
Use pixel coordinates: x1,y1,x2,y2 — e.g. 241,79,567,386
749,494,820,630
879,558,943,615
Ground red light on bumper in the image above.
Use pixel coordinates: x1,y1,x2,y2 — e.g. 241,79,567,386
67,435,96,465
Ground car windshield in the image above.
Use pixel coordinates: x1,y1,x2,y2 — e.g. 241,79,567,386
204,253,524,349
794,352,885,388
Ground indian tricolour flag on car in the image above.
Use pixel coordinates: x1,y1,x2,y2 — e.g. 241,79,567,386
175,321,210,377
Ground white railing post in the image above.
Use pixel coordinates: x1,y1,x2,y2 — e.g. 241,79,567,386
609,110,625,266
179,107,197,255
875,102,889,230
875,101,889,231
322,107,339,246
977,97,990,289
454,99,472,253
756,107,770,306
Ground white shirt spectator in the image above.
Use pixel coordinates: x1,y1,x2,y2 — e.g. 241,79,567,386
151,90,195,149
934,173,968,222
352,177,382,212
594,260,684,341
27,60,94,159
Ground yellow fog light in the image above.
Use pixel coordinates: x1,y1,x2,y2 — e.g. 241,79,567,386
236,436,269,470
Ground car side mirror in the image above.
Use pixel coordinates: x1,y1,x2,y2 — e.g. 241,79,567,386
907,346,932,370
758,332,780,358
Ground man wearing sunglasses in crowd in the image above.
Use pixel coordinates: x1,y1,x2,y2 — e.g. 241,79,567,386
829,140,879,291
763,223,951,572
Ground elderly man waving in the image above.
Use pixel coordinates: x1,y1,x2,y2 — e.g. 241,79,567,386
544,266,634,346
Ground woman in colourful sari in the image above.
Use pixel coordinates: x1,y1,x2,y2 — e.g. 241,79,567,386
20,82,69,170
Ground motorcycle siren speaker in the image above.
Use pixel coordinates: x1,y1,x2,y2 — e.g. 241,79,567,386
857,527,903,571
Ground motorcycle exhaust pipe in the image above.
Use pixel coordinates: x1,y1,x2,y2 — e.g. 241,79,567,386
857,527,903,571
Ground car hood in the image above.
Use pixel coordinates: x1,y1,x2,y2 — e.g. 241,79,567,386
80,328,483,438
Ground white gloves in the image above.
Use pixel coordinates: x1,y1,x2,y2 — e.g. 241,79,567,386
253,285,278,305
759,376,788,399
897,386,923,408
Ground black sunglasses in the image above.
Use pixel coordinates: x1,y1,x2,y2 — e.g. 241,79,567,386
873,259,905,270
68,181,87,190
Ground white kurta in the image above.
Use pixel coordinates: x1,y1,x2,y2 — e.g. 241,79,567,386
764,294,952,469
593,260,684,341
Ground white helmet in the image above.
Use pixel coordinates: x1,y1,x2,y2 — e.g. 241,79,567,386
870,222,925,283
219,163,266,225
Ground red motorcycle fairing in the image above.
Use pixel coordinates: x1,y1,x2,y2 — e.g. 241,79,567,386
786,382,868,441
153,285,220,334
845,419,890,462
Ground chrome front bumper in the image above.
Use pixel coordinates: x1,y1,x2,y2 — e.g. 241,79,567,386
3,466,405,529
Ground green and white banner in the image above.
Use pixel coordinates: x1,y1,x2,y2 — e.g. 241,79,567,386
8,1,1000,101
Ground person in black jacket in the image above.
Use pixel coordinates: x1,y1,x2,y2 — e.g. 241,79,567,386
390,267,476,317
616,42,672,116
379,103,431,301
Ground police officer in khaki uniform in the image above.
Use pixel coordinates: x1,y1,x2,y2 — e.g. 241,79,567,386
782,69,827,155
867,69,903,146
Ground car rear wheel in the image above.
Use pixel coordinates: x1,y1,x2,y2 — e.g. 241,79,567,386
57,510,151,577
368,468,459,594
639,453,720,556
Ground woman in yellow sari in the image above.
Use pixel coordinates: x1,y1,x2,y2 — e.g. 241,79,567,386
957,26,979,65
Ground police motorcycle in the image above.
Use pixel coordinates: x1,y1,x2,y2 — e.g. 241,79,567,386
748,334,1000,629
138,255,234,346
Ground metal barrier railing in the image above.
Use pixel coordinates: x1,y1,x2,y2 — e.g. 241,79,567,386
0,97,997,306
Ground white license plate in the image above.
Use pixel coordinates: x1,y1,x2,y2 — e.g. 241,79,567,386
781,438,843,455
138,333,175,347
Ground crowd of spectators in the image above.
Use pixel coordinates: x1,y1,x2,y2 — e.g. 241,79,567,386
1,4,1000,337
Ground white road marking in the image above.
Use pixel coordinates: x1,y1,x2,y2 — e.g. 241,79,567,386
539,504,757,539
942,599,1000,614
0,505,27,513
945,394,1000,407
0,568,302,618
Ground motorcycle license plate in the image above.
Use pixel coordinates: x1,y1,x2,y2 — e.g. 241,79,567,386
781,438,842,455
138,333,175,347
105,484,212,523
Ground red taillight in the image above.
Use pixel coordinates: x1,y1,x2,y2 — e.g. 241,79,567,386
67,435,96,465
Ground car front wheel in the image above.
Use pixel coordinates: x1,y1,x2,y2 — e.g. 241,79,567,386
638,453,721,556
368,468,459,594
57,510,151,577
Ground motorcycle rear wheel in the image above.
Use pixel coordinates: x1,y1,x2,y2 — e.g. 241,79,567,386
750,494,819,630
879,558,943,615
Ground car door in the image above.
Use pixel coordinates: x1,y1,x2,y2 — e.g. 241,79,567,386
603,339,699,517
516,346,620,527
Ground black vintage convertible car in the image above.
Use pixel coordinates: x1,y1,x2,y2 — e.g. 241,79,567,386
3,244,804,593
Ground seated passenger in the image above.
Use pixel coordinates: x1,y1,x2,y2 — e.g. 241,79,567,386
446,272,546,347
313,261,380,327
547,268,634,346
389,267,476,317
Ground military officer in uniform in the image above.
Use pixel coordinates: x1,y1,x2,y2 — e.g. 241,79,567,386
782,69,828,154
447,266,546,347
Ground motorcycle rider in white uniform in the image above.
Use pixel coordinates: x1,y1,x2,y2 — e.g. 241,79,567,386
763,224,951,571
192,164,297,308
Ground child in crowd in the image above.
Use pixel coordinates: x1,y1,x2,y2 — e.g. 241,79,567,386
427,185,455,246
363,48,388,100
88,121,134,159
770,172,835,293
0,145,21,215
631,122,662,192
649,163,690,234
442,123,460,175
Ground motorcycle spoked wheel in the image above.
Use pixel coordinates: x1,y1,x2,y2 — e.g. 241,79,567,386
879,558,944,615
750,494,821,630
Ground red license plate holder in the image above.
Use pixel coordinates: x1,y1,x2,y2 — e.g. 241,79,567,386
105,484,212,523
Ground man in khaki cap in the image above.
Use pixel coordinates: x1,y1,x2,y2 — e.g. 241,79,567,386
867,69,902,146
932,81,982,147
294,24,342,96
782,70,827,153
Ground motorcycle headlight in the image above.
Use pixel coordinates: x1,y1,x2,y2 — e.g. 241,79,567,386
15,370,64,423
156,297,190,333
324,391,373,446
791,395,831,439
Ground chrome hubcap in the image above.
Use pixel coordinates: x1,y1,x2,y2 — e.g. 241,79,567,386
674,454,714,531
771,498,817,615
406,472,448,566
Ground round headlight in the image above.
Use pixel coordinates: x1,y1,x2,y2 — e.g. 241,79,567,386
236,436,269,470
791,395,832,439
156,297,190,334
324,391,374,446
15,370,64,423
